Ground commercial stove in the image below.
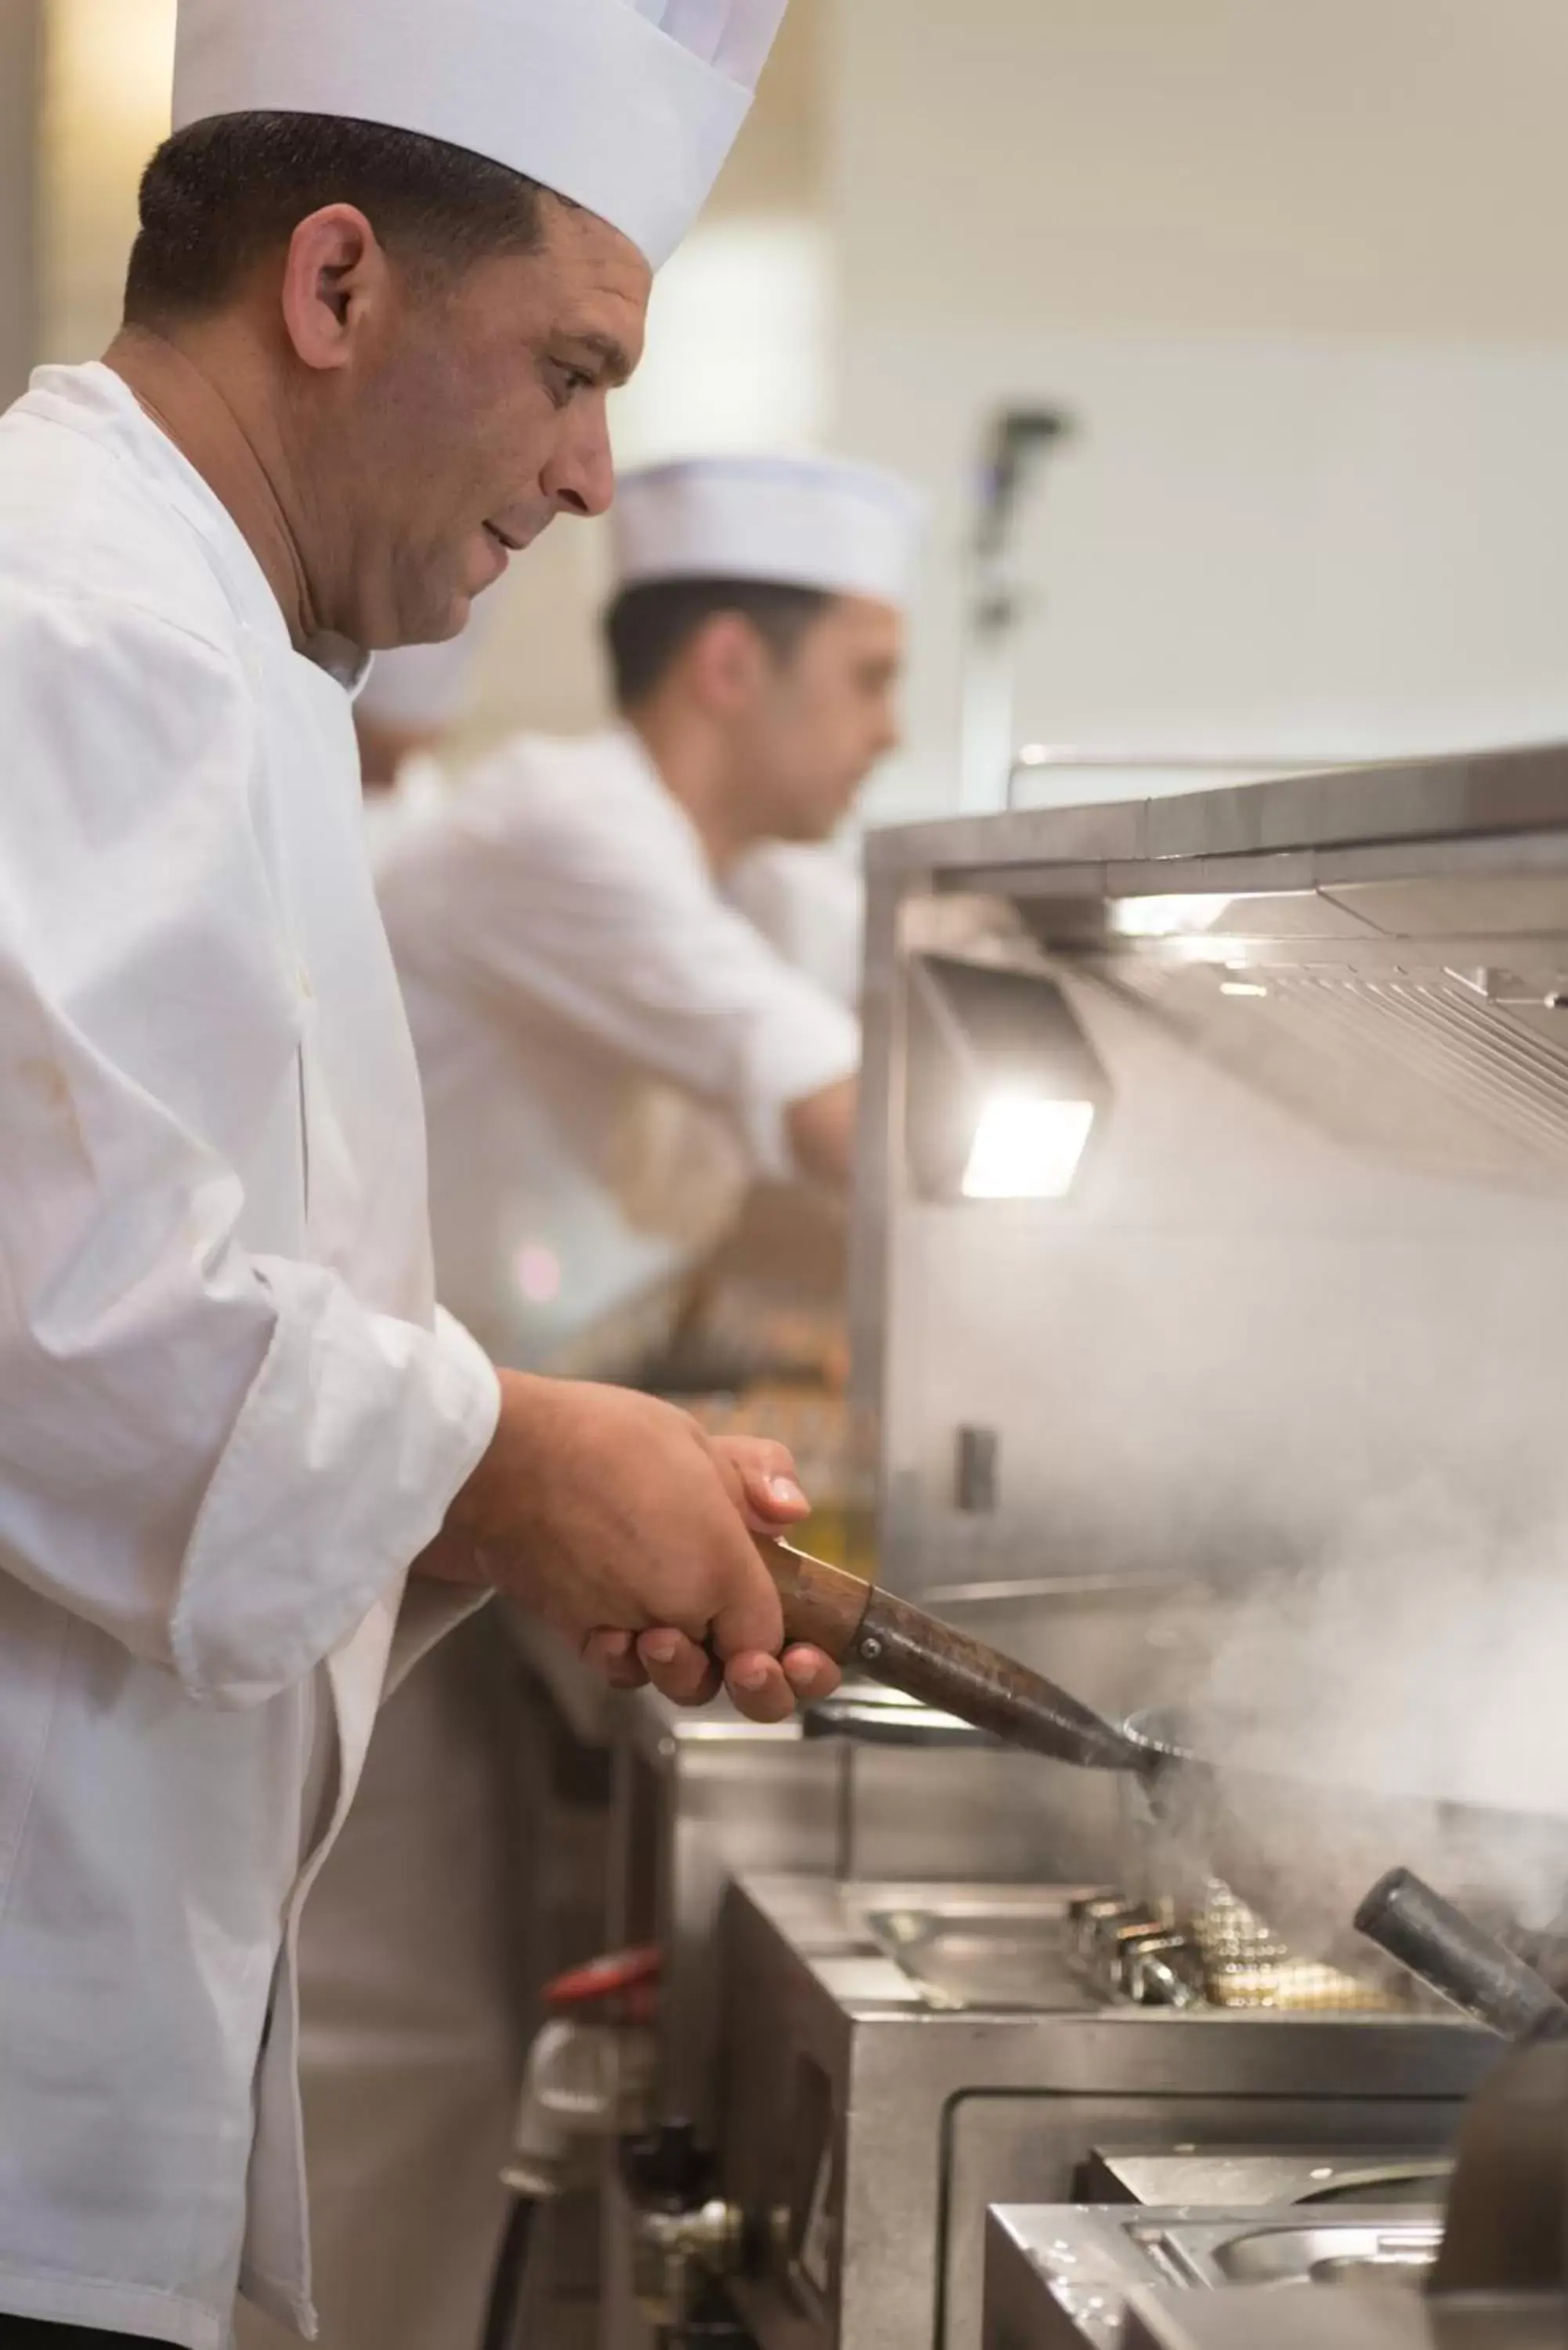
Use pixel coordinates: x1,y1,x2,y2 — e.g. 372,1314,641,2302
707,1875,1490,2350
603,1571,1222,2150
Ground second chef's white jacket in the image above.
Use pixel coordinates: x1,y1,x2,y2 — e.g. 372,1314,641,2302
374,727,862,1371
0,363,501,2348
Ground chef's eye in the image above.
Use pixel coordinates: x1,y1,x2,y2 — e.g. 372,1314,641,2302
549,362,595,407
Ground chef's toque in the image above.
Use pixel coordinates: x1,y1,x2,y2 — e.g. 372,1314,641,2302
172,0,787,269
612,455,925,606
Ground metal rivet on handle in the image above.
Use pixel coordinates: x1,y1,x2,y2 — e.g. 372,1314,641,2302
859,1636,883,1662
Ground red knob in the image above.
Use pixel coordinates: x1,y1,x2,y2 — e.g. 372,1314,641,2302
544,1945,662,2012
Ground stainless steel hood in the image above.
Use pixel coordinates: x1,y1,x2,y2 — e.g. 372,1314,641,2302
850,743,1568,1593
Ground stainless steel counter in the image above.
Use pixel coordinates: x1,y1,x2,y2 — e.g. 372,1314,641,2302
714,1875,1490,2350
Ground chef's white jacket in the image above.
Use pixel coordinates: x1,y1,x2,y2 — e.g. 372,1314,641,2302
375,728,862,1371
0,363,501,2348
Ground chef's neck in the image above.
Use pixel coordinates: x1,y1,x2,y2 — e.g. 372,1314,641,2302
630,704,770,877
103,323,321,651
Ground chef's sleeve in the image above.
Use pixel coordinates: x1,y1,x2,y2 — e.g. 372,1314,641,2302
419,784,862,1181
0,595,500,1705
722,841,866,1014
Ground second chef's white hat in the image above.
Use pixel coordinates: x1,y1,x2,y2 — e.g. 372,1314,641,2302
172,0,787,271
356,605,499,732
612,454,925,607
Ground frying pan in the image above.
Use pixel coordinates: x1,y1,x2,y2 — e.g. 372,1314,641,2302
761,1539,1568,1962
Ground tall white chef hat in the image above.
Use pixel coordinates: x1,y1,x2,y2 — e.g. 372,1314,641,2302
611,454,925,607
172,0,787,270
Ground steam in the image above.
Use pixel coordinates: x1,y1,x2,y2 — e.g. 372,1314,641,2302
910,956,1568,1991
1173,1479,1568,1970
1010,980,1568,1975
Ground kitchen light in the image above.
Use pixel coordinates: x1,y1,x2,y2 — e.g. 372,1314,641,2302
1109,893,1234,939
905,954,1110,1202
960,1091,1096,1200
1219,981,1269,999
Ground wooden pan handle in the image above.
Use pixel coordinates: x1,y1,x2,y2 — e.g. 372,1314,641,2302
754,1535,1148,1771
755,1537,874,1661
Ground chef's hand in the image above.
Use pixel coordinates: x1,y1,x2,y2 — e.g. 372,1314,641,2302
586,1432,844,1719
425,1374,843,1724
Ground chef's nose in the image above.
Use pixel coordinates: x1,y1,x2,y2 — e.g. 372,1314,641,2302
547,399,615,520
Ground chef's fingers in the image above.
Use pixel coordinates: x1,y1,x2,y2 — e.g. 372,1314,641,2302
723,1650,797,1724
637,1628,723,1708
782,1644,842,1703
707,1433,811,1531
707,1536,787,1664
583,1628,649,1690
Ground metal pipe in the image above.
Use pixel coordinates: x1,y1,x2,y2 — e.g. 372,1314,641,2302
959,408,1074,815
1011,746,1353,772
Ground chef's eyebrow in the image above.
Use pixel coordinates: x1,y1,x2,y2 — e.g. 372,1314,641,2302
561,331,634,389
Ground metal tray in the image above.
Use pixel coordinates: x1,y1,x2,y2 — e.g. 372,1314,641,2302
863,1893,1100,2011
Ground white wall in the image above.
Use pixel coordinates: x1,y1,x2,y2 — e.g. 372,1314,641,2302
829,0,1568,819
38,0,175,362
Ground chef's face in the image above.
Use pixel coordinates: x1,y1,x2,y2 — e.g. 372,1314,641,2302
736,596,905,839
301,194,649,647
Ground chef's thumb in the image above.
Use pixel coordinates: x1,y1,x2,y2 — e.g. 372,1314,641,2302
709,1433,811,1531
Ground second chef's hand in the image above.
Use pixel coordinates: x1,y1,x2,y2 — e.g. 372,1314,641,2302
416,1373,844,1723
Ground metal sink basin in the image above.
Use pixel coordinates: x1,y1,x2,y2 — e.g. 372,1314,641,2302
862,1892,1100,2012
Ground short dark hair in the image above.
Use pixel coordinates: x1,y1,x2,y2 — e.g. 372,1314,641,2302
123,113,551,325
605,577,832,710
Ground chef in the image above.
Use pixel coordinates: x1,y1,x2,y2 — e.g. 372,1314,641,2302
0,0,845,2343
233,457,920,2350
377,451,923,1376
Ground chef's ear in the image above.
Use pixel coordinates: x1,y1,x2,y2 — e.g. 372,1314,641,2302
685,609,771,718
278,204,388,374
